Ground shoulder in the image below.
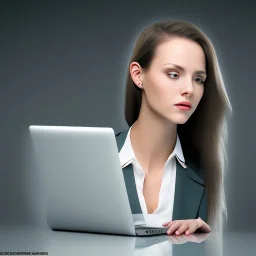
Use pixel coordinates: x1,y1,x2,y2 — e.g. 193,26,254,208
181,140,205,182
115,129,129,152
115,129,205,181
115,129,128,139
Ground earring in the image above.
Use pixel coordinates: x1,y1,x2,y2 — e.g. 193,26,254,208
139,82,143,88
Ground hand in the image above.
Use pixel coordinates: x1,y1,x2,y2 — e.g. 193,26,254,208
162,217,211,236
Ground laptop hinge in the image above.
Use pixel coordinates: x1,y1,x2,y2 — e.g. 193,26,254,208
133,213,146,226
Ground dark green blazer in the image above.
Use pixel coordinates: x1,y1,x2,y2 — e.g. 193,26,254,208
115,129,208,224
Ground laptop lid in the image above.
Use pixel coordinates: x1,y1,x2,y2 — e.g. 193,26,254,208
29,125,136,236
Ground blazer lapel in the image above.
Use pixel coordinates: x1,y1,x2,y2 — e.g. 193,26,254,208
122,163,143,214
172,157,205,220
115,129,205,221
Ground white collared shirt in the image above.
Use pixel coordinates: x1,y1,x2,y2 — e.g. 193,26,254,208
118,121,187,227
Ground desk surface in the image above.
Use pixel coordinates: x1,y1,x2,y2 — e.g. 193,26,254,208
0,226,255,256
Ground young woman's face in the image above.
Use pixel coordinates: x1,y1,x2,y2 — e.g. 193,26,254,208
132,37,207,124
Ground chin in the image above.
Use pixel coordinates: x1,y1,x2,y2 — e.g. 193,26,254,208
167,115,190,125
175,119,189,124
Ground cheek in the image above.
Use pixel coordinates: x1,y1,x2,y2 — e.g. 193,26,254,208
193,88,204,110
198,87,204,102
147,77,174,104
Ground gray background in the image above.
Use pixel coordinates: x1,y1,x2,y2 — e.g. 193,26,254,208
1,0,255,231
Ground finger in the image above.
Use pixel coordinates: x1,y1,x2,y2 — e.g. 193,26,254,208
162,221,173,226
184,222,200,235
165,220,177,228
167,221,182,236
175,224,189,236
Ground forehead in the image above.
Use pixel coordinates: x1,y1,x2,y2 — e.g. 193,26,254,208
152,37,206,71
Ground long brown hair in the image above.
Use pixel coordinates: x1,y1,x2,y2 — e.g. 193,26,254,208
124,20,232,231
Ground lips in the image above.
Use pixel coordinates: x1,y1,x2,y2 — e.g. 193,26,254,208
175,104,190,107
174,101,192,107
175,105,191,111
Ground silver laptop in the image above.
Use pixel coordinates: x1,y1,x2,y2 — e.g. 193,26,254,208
29,125,168,236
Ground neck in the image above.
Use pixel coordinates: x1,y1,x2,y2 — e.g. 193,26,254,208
130,103,177,173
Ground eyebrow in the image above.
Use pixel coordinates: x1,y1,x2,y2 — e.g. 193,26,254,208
162,63,207,76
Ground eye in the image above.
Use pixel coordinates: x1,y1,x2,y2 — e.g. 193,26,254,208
167,71,206,84
167,71,179,79
195,77,205,84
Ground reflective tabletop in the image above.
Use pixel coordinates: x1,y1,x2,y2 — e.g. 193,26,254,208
0,226,255,256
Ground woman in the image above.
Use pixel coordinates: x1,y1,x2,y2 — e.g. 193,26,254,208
115,20,232,236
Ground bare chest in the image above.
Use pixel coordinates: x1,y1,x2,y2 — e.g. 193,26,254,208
142,170,164,214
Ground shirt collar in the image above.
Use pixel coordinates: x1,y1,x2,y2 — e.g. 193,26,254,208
118,121,187,169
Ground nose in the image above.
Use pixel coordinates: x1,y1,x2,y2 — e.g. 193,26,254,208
181,78,194,97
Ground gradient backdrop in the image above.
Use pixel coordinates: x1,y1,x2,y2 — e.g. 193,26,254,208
1,0,255,231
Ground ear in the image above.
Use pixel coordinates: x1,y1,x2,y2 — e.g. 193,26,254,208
130,62,143,89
